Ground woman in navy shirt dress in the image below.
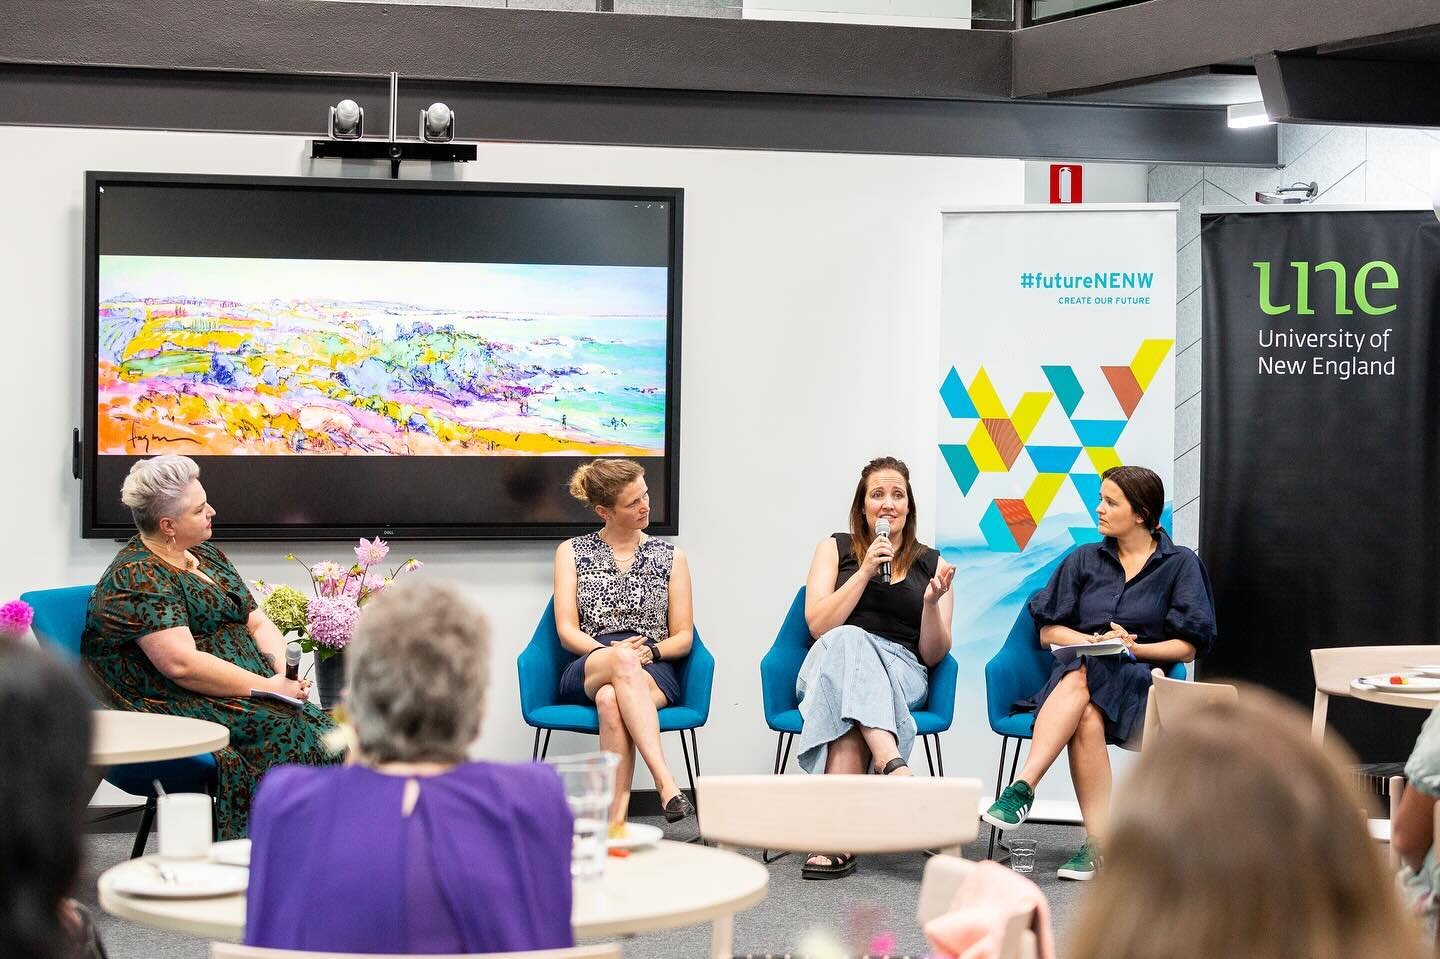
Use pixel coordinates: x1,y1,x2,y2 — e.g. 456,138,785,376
982,465,1216,881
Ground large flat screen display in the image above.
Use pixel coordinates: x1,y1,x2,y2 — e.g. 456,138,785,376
83,173,682,540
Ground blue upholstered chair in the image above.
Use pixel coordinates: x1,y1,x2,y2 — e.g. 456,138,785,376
983,590,1187,857
21,585,219,859
759,586,959,778
516,598,713,804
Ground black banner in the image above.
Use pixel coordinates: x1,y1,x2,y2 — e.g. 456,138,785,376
1201,210,1440,759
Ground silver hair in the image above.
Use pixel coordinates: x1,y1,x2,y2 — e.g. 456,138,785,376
119,455,200,534
345,581,490,764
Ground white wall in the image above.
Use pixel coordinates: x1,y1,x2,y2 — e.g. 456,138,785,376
0,126,1023,803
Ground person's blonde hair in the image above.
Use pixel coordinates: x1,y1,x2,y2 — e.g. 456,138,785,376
119,454,200,534
1068,688,1425,959
568,459,644,509
345,581,490,764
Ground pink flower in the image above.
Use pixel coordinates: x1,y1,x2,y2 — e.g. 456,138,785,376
249,580,275,600
402,558,423,573
307,595,360,650
354,537,390,566
0,600,34,637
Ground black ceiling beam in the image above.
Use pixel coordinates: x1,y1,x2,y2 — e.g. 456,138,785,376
1012,0,1440,99
1256,52,1440,127
0,63,1279,165
0,0,1010,101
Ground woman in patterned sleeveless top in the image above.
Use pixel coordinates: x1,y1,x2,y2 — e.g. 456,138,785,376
554,459,696,827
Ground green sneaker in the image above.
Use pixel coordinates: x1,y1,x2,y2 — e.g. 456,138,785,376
1057,838,1100,880
981,780,1034,831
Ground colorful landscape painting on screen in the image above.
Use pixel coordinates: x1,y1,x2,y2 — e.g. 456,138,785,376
97,256,669,457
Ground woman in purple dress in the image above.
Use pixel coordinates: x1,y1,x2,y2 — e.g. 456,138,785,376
245,582,574,955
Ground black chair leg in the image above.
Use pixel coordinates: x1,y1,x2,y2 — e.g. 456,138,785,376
934,735,945,778
763,732,794,864
922,736,936,777
986,737,1011,860
131,797,157,860
679,729,704,843
539,729,553,761
531,728,542,762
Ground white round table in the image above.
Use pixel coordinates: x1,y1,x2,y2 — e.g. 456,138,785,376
92,710,229,766
100,838,768,957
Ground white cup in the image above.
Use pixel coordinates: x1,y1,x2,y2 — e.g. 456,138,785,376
157,793,213,860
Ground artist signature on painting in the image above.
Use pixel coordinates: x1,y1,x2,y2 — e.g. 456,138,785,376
127,420,200,454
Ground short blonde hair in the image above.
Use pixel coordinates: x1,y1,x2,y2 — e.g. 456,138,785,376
1068,688,1425,959
568,459,644,509
119,455,200,534
345,581,490,764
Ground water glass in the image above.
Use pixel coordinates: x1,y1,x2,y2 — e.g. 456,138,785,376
1008,838,1038,874
157,793,213,860
549,752,619,882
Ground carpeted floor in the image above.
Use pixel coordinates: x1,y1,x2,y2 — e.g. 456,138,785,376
80,817,1094,958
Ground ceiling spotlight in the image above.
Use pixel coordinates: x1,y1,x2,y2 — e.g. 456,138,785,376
329,99,364,140
1256,181,1319,204
420,102,454,143
1226,101,1273,129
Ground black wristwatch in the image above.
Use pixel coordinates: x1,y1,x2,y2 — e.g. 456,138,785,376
647,639,663,662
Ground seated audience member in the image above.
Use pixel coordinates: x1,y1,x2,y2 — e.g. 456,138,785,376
245,581,575,954
984,464,1215,881
1392,706,1440,937
797,455,956,879
1068,691,1426,959
0,643,108,959
83,454,336,839
554,458,696,828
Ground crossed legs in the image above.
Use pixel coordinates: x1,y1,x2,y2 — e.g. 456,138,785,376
804,720,913,870
585,644,680,827
1014,665,1113,839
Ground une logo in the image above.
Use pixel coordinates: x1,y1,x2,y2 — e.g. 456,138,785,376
1253,260,1398,316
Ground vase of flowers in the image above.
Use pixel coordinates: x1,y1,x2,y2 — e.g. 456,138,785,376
253,537,422,709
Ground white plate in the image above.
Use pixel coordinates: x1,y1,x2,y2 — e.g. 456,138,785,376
1413,666,1440,679
210,839,251,868
607,821,664,850
110,861,249,899
1358,673,1440,693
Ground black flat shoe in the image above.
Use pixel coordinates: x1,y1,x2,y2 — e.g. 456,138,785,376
802,852,857,879
662,792,695,823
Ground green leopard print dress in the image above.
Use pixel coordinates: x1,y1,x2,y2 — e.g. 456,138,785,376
83,537,339,839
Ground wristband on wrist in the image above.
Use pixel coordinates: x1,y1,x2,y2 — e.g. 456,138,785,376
647,639,663,662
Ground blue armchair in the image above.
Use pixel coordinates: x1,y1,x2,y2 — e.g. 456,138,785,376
760,586,959,777
983,591,1187,857
21,585,219,859
517,598,713,805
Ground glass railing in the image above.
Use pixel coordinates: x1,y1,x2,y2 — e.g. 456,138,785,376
1023,0,1145,25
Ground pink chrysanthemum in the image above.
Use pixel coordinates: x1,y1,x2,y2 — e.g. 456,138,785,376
354,536,390,566
0,600,33,637
307,595,360,650
402,558,423,573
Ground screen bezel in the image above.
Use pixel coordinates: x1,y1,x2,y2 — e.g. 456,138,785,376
82,171,683,541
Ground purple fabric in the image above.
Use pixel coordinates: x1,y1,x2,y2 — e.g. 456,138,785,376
244,761,575,954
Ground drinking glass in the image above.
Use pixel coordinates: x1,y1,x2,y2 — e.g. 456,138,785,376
549,752,619,882
1008,838,1038,874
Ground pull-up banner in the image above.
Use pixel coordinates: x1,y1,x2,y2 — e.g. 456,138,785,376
1201,209,1440,758
938,205,1177,801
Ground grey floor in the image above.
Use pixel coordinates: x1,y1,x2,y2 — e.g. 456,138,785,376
80,818,1093,958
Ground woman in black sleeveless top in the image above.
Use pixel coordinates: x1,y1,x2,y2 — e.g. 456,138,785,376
795,456,956,879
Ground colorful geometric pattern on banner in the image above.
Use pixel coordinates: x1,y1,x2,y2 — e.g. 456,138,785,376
938,338,1174,551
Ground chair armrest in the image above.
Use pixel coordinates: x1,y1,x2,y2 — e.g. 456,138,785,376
679,634,715,722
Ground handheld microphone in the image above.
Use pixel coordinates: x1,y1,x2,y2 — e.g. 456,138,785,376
876,517,892,584
285,641,302,681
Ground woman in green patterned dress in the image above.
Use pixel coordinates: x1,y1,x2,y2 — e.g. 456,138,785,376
83,455,339,839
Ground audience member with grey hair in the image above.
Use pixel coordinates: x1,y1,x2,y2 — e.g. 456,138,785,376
83,454,338,839
243,581,576,955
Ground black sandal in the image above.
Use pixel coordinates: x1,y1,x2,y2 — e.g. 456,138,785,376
801,852,856,879
878,757,909,775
